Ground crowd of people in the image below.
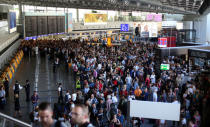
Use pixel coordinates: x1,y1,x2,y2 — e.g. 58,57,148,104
0,38,209,127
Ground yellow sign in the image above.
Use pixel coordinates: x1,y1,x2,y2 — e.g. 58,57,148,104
107,37,112,47
84,14,107,24
12,59,18,69
16,56,20,64
10,65,15,74
6,67,13,79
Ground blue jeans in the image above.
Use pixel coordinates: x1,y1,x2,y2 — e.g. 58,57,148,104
32,102,38,110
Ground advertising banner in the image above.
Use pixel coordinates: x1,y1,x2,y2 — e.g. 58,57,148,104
140,22,158,37
84,14,107,25
68,13,73,32
8,11,17,33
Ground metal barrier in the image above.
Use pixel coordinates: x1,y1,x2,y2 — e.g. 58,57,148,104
0,112,31,127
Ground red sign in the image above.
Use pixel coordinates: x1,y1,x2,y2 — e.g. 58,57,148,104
158,38,167,47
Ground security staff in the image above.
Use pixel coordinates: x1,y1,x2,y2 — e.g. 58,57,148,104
24,80,30,102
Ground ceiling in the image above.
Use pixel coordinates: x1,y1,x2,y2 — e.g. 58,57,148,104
0,0,206,15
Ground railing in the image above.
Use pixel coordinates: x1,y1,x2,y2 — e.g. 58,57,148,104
0,112,31,127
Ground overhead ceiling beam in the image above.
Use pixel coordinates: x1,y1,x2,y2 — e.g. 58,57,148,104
138,0,197,14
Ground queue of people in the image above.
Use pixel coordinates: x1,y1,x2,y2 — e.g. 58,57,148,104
0,38,208,127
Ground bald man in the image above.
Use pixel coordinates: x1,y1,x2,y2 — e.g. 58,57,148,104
71,104,94,127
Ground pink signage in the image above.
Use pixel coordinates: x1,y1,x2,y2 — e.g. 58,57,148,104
146,14,162,22
154,14,162,22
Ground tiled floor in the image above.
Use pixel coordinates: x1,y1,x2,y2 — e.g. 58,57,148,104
0,54,75,125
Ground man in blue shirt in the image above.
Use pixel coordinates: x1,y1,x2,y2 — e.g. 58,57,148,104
117,110,125,126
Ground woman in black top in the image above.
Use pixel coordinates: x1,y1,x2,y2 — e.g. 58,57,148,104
14,94,21,117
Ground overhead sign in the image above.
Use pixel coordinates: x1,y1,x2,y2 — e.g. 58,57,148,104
160,64,170,70
158,38,167,47
129,100,180,121
120,24,129,32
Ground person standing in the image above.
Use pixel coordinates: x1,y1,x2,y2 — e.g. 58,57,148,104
3,78,9,97
13,81,23,96
24,80,30,102
14,93,21,117
0,86,6,109
31,91,39,110
53,57,59,73
134,86,142,100
58,83,63,103
35,45,39,55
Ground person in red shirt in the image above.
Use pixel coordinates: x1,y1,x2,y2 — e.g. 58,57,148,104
145,75,150,88
113,78,118,91
96,80,103,92
98,80,103,92
120,85,128,97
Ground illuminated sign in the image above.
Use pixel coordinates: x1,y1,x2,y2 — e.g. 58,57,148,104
121,24,129,32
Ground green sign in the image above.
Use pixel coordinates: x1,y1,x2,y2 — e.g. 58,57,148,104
160,64,170,70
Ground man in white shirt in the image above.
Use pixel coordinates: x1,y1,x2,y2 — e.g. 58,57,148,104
125,74,132,91
57,83,63,103
97,63,102,70
153,90,158,102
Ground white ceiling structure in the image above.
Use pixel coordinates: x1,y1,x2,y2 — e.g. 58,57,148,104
0,0,206,15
